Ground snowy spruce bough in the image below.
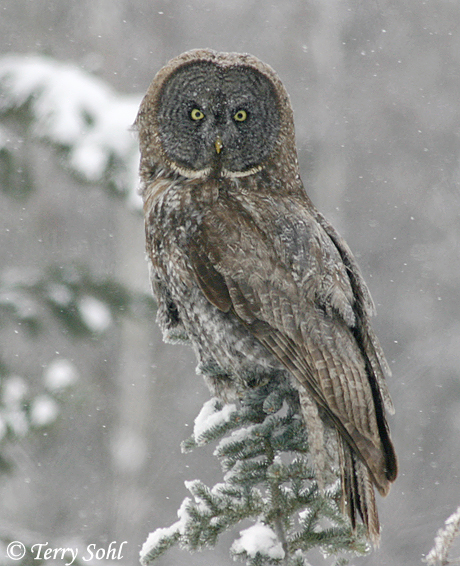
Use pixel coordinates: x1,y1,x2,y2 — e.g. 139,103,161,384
0,53,142,206
140,378,369,566
0,55,154,473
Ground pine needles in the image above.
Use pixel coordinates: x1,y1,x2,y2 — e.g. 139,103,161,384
140,380,369,566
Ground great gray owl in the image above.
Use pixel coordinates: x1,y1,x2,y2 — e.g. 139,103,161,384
135,49,397,544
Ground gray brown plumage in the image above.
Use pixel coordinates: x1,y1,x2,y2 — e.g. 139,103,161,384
135,49,398,544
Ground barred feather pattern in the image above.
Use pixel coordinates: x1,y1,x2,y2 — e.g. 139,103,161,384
340,442,380,545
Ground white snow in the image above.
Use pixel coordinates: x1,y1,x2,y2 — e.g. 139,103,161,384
110,427,147,472
2,375,28,406
193,398,237,441
0,54,142,208
29,395,59,427
46,283,73,306
184,479,201,493
4,409,28,437
140,498,191,560
140,522,181,559
425,505,460,565
183,479,215,515
43,358,79,391
231,523,285,560
78,295,112,333
218,423,257,445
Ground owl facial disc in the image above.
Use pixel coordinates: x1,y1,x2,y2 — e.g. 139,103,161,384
156,60,281,178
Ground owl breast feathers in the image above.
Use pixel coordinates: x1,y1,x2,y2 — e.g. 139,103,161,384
135,48,397,545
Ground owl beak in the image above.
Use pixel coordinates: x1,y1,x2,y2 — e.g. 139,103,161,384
214,137,223,154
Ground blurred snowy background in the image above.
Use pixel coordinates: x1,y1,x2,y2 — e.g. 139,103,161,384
1,0,460,565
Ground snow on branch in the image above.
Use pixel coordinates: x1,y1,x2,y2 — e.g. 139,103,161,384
0,261,156,468
0,263,155,338
231,523,286,562
425,506,460,566
0,54,142,207
192,397,238,442
141,382,369,566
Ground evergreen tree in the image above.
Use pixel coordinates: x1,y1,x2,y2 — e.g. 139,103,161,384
0,262,154,468
0,54,154,563
140,378,369,566
0,53,154,469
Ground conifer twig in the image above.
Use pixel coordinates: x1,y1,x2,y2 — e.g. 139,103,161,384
425,506,460,565
140,381,369,565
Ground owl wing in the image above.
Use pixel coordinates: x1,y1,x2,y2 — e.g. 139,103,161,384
189,194,397,496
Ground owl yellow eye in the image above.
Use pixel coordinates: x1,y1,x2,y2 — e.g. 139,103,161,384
190,108,205,121
233,109,248,122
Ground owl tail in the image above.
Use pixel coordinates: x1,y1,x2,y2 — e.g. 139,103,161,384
340,441,380,546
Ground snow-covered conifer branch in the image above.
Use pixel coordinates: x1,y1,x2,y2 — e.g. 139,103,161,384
0,263,155,338
141,380,369,566
0,263,155,468
425,505,460,565
0,54,142,206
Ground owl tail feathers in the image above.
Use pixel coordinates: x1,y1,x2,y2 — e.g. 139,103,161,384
340,442,381,547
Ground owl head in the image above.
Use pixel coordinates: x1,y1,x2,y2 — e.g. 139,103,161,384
135,49,299,180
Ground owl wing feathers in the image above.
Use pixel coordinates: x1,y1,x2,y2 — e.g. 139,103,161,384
189,194,397,496
190,247,232,313
314,210,395,415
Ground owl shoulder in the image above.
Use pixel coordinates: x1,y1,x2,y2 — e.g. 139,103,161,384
197,189,359,327
270,197,361,327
